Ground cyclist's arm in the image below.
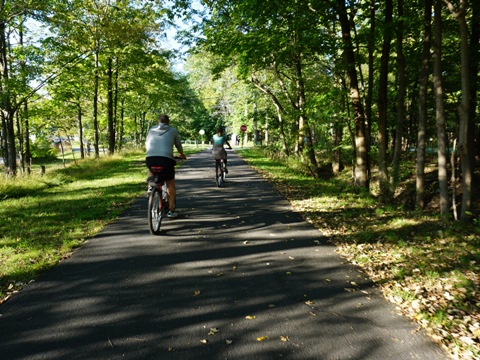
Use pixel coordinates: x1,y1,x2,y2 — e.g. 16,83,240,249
173,130,185,158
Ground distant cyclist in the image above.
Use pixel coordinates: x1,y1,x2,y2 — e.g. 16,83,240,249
212,126,232,173
145,114,186,218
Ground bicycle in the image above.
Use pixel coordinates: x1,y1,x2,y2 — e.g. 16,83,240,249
215,158,226,187
147,157,184,235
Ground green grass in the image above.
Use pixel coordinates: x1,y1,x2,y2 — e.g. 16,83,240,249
0,147,198,303
237,147,480,360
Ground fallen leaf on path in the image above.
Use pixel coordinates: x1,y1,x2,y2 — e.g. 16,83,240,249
200,339,208,344
226,339,233,344
245,315,257,320
280,336,289,342
257,336,268,341
193,290,201,296
208,328,219,335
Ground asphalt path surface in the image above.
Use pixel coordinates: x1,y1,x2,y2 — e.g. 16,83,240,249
0,150,449,360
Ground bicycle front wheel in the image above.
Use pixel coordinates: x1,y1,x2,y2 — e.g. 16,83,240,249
148,187,165,235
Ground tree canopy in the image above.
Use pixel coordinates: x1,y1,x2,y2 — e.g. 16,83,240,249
0,0,478,221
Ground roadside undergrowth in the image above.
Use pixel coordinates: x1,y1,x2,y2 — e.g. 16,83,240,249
238,147,480,360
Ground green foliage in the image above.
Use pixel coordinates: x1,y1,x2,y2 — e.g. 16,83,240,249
29,138,57,160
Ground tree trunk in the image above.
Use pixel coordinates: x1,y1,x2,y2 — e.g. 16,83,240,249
0,20,15,175
114,60,119,151
107,57,115,155
295,54,318,172
469,0,479,162
365,0,376,189
93,45,100,158
337,1,368,187
15,110,23,173
416,0,432,209
433,0,449,216
443,0,472,220
332,119,344,175
392,0,406,191
118,97,125,151
77,103,85,159
251,74,289,156
19,17,30,174
24,102,31,174
377,0,393,201
274,103,289,156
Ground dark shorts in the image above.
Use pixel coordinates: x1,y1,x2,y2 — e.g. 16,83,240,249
146,156,176,181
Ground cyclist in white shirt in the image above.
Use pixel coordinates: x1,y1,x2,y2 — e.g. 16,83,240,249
145,114,186,218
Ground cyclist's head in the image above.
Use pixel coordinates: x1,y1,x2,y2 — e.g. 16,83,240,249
216,126,223,134
159,114,170,125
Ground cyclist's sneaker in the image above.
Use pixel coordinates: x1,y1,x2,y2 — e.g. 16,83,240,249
167,211,178,218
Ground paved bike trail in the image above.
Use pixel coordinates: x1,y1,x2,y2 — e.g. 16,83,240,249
0,150,449,360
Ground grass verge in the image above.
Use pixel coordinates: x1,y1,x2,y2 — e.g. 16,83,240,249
238,147,480,360
0,148,196,304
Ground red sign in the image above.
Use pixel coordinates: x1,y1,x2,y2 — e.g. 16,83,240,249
240,124,247,132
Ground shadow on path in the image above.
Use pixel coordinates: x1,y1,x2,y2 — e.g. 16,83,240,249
0,150,448,360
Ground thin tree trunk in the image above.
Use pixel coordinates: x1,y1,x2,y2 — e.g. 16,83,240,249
468,0,479,162
274,103,289,156
392,0,406,191
93,45,100,158
114,60,119,151
416,0,432,209
433,0,449,216
377,0,393,201
365,0,376,189
19,16,30,174
107,57,114,155
295,54,318,172
451,138,458,220
444,0,472,221
118,97,125,151
332,119,344,175
23,102,30,174
251,74,289,156
337,1,368,187
15,110,24,174
77,103,84,159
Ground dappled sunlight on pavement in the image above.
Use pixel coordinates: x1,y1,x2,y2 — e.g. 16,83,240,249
0,150,449,359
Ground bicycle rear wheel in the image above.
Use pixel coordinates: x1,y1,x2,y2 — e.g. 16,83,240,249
221,159,226,182
148,187,165,235
215,160,224,187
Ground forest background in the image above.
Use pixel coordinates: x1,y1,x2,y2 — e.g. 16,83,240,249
0,0,479,359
